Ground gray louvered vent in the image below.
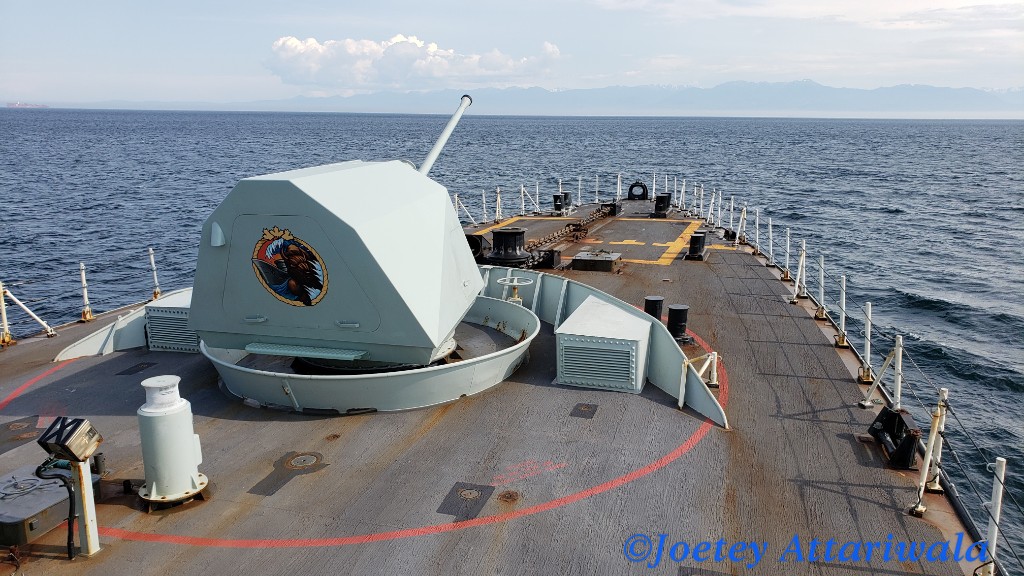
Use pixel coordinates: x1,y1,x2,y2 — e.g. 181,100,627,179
558,343,636,391
145,290,199,353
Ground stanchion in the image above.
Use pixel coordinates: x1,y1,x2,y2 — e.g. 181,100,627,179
858,302,874,383
0,279,15,347
834,274,850,348
814,255,827,319
79,262,95,322
149,247,161,300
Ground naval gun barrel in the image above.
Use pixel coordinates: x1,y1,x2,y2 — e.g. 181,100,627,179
419,94,472,175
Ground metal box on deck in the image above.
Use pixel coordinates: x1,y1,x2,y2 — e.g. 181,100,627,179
555,296,651,392
0,466,99,546
571,251,621,272
146,289,199,353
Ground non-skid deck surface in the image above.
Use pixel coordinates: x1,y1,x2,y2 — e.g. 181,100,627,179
0,205,962,576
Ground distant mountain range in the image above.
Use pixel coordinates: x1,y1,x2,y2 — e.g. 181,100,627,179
25,81,1024,118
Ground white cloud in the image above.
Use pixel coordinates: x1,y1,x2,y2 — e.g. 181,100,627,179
267,34,561,91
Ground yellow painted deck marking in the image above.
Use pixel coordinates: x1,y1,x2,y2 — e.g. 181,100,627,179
469,216,577,236
709,245,738,251
609,240,645,245
471,217,523,235
581,238,603,244
652,242,673,247
618,221,702,266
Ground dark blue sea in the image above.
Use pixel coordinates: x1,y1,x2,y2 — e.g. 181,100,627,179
1,109,1022,567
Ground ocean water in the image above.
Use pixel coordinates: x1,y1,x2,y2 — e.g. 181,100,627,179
1,109,1022,566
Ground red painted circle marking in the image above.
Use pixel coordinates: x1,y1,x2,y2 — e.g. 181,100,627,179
0,359,77,411
99,330,728,548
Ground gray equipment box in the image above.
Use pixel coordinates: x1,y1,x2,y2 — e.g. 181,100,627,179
0,465,100,545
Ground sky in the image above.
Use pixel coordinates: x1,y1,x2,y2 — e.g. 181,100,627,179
1,0,1022,104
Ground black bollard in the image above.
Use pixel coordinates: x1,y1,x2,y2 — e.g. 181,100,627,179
644,296,664,321
667,305,689,340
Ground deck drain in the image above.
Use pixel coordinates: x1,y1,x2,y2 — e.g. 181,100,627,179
6,422,28,431
248,451,328,496
286,453,321,469
458,488,481,500
438,482,494,521
570,403,599,419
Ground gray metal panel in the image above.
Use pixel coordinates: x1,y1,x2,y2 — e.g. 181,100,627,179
480,266,728,428
190,160,484,365
146,292,199,353
201,295,539,412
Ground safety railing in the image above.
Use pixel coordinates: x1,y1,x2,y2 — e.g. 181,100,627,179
0,248,166,346
458,171,702,225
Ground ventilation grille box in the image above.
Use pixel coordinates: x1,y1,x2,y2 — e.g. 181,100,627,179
146,289,199,353
555,295,651,392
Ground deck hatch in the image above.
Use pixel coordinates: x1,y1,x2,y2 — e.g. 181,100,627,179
570,403,599,419
437,482,494,521
117,362,156,376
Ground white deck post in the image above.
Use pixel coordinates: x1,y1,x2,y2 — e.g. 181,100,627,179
482,189,489,222
616,174,622,202
520,185,526,216
835,274,849,348
909,406,942,517
925,388,949,493
734,206,747,246
149,247,161,300
0,279,14,347
782,228,792,281
893,334,903,410
754,209,761,255
791,241,806,302
815,255,827,319
80,262,94,322
495,187,503,221
767,218,775,266
716,190,722,226
859,302,873,383
978,457,1006,576
577,176,582,206
729,196,735,232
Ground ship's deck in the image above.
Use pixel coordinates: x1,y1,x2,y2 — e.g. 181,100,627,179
0,200,973,575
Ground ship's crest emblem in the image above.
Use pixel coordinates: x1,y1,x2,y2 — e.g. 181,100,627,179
251,227,327,306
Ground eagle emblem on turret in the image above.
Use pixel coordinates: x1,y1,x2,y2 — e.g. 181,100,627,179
251,227,327,306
